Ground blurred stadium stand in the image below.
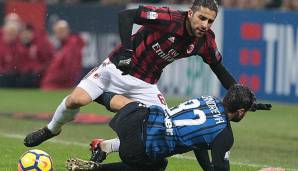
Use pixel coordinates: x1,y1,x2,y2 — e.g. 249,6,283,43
0,0,298,103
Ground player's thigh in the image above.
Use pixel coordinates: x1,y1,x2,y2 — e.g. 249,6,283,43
76,61,112,101
117,110,146,162
127,85,167,109
83,59,132,95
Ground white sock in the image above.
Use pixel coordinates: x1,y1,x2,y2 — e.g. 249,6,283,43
47,97,79,134
100,138,120,154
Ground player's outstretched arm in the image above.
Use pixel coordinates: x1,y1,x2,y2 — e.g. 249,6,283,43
210,63,272,111
118,9,136,50
116,9,138,74
210,127,233,171
210,63,237,90
193,149,212,171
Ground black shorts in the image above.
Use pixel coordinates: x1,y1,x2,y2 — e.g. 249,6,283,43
109,102,167,171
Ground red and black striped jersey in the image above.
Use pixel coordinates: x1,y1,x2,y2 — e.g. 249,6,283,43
109,5,222,84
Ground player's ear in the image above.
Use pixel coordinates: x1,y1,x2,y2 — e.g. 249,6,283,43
231,108,247,122
237,108,246,117
188,9,193,18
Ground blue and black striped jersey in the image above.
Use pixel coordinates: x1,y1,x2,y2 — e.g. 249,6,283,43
145,96,228,159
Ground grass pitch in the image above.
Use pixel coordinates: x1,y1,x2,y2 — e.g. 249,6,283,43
0,88,297,171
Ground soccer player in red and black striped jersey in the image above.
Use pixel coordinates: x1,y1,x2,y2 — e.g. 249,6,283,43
111,1,234,86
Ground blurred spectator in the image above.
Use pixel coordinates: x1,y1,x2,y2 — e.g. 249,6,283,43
0,22,23,87
17,23,54,87
291,0,298,10
2,13,23,34
280,0,291,10
41,20,84,90
221,0,237,8
235,0,268,9
4,12,22,25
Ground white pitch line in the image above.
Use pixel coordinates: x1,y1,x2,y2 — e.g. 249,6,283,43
1,132,297,171
0,132,87,147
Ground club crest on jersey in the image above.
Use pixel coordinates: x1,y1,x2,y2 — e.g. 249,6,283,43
93,73,100,79
146,11,158,19
187,44,195,54
168,36,175,43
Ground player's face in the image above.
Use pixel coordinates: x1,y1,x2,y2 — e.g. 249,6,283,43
187,6,217,38
231,109,247,122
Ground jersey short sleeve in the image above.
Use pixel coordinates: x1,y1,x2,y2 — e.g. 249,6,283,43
134,5,173,30
198,30,222,66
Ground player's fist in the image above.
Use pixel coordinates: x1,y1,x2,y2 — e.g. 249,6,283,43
116,49,133,75
249,102,272,112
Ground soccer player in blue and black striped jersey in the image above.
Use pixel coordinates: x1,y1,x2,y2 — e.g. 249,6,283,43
66,85,258,171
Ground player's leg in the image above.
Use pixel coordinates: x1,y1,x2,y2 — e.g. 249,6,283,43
95,93,134,112
110,102,167,171
66,158,167,171
24,87,95,147
89,138,120,163
47,87,93,133
101,159,167,171
66,158,132,171
24,63,109,147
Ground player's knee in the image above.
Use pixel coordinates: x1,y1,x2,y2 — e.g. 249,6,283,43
66,88,92,109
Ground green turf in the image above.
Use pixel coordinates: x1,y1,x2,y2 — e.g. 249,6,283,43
0,88,297,170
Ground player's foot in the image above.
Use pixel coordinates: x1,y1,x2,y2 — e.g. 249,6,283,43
66,158,102,171
89,139,107,163
24,127,60,147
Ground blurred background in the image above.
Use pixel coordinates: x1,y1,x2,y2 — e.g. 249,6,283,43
0,0,296,102
0,0,298,103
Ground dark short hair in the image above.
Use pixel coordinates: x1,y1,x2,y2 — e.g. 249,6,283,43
191,0,219,14
223,84,256,112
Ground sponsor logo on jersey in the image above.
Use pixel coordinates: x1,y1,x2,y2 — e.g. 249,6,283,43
147,11,158,20
187,44,195,54
152,43,179,62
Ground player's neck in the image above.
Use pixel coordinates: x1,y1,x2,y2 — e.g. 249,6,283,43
185,19,193,37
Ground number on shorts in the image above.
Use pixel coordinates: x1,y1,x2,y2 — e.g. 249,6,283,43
157,94,166,105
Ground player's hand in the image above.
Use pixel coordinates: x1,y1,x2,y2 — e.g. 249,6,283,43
249,102,272,112
116,49,133,75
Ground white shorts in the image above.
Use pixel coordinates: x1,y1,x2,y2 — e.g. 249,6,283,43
77,58,167,109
